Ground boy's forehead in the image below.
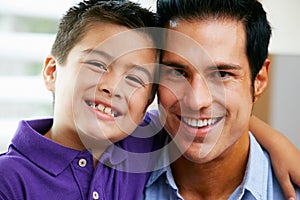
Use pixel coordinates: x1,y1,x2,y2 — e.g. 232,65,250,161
80,23,156,58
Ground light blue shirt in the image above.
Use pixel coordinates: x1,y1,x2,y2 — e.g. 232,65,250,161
143,132,300,200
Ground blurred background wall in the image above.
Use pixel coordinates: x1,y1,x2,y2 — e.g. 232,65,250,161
0,0,299,153
253,0,300,148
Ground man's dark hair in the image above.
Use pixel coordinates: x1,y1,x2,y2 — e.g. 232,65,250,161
156,0,272,83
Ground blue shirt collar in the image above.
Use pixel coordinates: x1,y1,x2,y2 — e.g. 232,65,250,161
230,132,269,200
146,132,270,200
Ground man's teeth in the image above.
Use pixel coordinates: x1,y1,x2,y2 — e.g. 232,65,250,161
182,117,218,128
90,103,116,117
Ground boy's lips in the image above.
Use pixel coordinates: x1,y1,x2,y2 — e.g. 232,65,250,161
85,100,122,117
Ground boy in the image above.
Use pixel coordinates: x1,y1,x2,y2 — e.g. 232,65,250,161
0,0,160,199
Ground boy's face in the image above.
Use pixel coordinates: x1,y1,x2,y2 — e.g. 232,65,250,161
44,22,157,150
158,18,269,163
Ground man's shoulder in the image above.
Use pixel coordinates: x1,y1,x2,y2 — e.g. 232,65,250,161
296,186,300,198
248,134,300,199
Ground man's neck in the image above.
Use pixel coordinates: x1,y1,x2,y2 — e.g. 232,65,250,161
171,133,250,200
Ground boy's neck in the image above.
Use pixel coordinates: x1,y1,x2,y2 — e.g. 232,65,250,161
44,128,109,167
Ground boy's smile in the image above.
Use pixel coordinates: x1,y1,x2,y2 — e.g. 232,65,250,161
86,100,121,118
44,22,157,152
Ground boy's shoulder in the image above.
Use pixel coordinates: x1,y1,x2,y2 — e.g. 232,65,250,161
0,147,34,196
0,145,36,176
117,110,165,152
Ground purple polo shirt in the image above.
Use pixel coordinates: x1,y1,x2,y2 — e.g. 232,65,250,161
0,110,165,200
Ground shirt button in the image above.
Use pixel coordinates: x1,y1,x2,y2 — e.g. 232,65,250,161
78,158,87,167
92,191,99,200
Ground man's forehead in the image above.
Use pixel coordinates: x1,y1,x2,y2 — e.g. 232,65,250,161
162,19,247,70
161,38,214,71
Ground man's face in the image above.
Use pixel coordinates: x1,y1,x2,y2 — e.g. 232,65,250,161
158,18,261,163
45,22,157,149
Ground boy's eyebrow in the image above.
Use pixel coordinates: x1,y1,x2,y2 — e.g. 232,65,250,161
132,65,152,81
82,49,113,60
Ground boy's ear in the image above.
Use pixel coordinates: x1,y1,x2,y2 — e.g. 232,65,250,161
253,58,270,102
43,56,57,92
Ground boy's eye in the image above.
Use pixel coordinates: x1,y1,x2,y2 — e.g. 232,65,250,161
85,61,107,71
126,75,145,87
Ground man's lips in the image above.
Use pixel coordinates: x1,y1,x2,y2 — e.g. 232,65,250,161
85,100,121,117
179,115,223,129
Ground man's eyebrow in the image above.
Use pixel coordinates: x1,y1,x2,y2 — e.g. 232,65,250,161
160,61,189,69
82,49,113,60
161,62,242,71
208,64,242,71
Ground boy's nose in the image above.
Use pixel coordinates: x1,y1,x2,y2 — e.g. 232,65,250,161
97,73,122,98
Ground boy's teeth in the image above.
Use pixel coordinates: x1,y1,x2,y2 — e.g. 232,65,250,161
97,104,105,111
90,102,116,117
182,117,218,128
104,107,112,115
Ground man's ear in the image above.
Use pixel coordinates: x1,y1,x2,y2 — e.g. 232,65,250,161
253,58,270,102
43,56,57,92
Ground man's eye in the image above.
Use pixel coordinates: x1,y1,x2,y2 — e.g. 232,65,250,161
126,75,145,87
171,69,186,77
160,67,188,82
211,71,231,80
219,71,232,78
169,68,186,78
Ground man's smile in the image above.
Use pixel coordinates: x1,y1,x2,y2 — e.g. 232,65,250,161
180,116,223,128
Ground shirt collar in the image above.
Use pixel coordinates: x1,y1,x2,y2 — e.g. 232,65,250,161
11,118,129,176
11,119,81,176
145,135,183,200
146,133,172,187
146,132,270,200
231,132,269,200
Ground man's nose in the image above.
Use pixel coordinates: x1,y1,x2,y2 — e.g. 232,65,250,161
182,74,212,111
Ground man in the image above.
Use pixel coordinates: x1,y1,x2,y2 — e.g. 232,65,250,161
143,0,300,199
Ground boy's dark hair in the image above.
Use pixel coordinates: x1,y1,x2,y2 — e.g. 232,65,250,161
156,0,272,84
51,0,157,65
